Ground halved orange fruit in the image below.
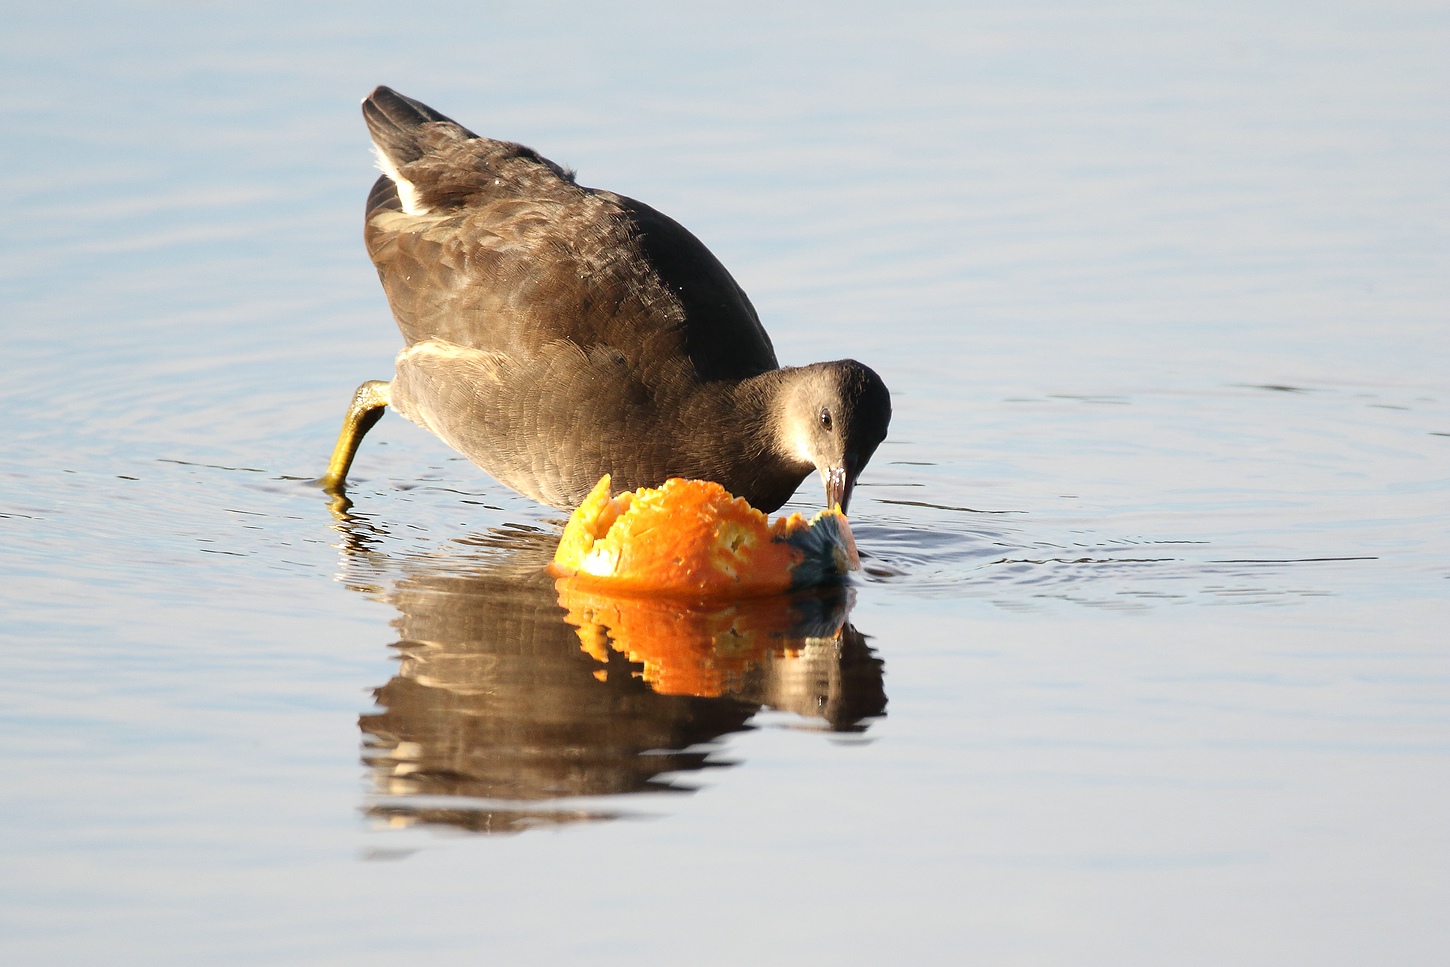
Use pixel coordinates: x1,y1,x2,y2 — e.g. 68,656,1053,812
550,475,858,597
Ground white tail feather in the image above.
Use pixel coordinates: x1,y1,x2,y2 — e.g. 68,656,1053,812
372,145,428,215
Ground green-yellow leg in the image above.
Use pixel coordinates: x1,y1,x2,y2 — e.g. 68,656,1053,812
317,380,392,494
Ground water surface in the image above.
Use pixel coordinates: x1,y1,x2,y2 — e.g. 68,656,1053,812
2,2,1447,964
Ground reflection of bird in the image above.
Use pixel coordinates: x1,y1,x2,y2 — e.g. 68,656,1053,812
352,534,885,834
321,86,891,513
362,565,754,833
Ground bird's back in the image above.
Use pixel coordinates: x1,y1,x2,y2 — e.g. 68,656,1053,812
360,86,787,507
362,87,778,382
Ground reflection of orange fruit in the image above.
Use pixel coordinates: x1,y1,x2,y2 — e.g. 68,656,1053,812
558,589,810,697
557,581,852,698
550,475,858,597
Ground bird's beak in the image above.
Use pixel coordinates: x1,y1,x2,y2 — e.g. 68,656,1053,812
822,454,860,514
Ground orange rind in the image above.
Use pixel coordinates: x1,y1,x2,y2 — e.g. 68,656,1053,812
550,475,859,597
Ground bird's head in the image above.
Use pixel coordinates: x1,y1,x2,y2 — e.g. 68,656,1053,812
774,360,892,514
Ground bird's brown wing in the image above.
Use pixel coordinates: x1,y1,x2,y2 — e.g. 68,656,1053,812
365,130,778,382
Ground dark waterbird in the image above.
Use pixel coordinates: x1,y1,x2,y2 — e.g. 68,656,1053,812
320,86,891,513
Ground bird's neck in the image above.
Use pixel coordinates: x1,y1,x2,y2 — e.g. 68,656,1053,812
672,370,813,512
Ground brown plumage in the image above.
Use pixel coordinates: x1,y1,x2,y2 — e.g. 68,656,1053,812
341,86,890,513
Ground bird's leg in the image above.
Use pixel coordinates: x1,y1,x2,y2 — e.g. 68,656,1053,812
317,380,392,495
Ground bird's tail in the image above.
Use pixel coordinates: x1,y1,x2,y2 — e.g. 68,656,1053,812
362,86,478,216
362,86,473,168
359,86,573,219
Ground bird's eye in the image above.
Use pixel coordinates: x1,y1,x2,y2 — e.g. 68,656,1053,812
819,408,833,431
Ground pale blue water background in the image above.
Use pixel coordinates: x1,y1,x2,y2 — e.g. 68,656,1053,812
2,2,1448,964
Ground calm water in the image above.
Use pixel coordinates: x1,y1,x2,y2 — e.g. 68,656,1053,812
3,2,1447,964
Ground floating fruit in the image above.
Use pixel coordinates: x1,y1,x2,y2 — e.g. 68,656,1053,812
551,475,858,597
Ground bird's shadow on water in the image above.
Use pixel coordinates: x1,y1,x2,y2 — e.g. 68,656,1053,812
328,508,888,837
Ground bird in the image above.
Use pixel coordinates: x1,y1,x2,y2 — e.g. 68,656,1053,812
319,86,891,515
